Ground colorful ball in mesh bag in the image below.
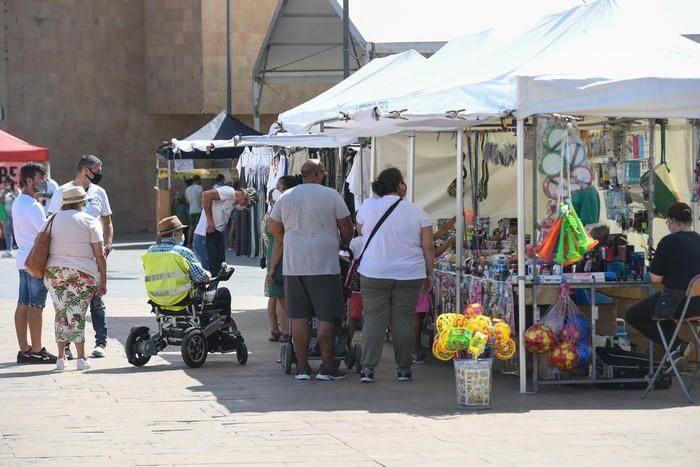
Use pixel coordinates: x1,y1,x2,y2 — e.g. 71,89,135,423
524,324,556,354
549,341,578,370
561,313,591,343
575,342,592,368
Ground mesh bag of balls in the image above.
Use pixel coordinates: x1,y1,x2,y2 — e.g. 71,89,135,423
523,296,592,370
432,304,517,361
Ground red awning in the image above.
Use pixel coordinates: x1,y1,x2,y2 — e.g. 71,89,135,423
0,130,49,162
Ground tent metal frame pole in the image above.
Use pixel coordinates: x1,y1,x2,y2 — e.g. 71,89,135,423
370,136,376,181
455,130,463,310
342,0,350,79
226,0,232,114
647,119,655,252
516,117,527,394
407,133,416,201
167,159,172,191
693,121,700,231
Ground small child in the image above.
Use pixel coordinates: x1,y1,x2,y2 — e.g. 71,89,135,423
346,235,364,342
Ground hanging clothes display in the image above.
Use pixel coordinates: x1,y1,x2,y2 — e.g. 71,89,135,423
346,145,371,212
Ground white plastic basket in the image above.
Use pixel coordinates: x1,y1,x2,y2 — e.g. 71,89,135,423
453,358,493,409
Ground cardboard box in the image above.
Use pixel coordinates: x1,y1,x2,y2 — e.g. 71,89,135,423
579,304,618,336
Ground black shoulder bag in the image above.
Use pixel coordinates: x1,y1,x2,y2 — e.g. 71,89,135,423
344,198,402,290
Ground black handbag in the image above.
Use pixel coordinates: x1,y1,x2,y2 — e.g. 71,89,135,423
272,257,283,285
653,288,686,320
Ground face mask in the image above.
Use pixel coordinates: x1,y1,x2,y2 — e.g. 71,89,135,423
87,169,103,185
177,237,185,246
234,204,246,211
82,203,89,212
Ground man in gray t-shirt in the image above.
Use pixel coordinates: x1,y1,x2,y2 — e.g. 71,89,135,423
269,160,353,381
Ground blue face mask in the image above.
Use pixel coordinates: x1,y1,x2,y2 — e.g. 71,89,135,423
176,235,185,246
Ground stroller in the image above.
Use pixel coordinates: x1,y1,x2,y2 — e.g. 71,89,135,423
279,249,362,374
126,263,247,369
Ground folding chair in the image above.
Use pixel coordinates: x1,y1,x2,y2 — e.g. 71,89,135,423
643,274,700,403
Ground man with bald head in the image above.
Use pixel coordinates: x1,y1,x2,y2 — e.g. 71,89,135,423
269,159,353,381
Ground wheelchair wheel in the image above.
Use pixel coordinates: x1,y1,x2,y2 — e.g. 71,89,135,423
236,342,248,365
280,342,293,374
126,327,151,367
181,329,208,368
353,343,362,374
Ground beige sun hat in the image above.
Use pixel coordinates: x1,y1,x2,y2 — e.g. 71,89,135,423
61,186,90,206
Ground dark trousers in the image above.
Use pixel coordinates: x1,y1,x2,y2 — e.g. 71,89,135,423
626,293,700,350
206,230,226,276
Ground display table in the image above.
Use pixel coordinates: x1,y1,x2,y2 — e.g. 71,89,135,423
516,279,654,391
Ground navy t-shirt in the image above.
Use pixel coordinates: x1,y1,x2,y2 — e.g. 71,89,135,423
650,231,700,290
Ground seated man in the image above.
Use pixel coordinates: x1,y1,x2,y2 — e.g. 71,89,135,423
142,216,231,317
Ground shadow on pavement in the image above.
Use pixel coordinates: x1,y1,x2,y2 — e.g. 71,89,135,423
88,311,694,417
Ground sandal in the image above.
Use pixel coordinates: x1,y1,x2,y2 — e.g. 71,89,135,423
268,332,281,342
279,333,290,343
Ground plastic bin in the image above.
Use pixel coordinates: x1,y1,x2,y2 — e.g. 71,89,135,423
453,358,493,409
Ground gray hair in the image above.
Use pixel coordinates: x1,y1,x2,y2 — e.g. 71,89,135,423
77,154,102,172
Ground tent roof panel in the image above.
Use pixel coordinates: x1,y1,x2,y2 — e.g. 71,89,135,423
0,130,49,162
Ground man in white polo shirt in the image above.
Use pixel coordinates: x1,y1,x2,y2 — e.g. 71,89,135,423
49,154,112,359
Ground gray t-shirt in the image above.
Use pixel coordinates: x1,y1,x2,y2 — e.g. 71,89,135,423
270,183,350,276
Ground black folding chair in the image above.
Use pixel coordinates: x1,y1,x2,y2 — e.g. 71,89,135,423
643,275,700,403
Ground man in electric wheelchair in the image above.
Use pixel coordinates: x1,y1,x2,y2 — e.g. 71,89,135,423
125,216,247,368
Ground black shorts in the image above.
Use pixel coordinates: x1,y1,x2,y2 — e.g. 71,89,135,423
284,275,345,322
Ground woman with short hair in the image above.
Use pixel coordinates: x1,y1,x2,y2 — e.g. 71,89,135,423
44,186,107,370
356,168,435,383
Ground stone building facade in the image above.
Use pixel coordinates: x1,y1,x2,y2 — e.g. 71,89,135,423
0,0,329,232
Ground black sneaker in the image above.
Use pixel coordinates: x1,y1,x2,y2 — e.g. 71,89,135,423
397,367,412,382
65,343,74,361
16,349,34,364
30,348,58,364
360,367,375,383
295,365,312,381
412,348,426,364
316,366,346,381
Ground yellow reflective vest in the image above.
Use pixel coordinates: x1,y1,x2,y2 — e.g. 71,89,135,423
141,251,192,311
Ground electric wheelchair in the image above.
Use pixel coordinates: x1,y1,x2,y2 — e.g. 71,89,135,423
126,264,247,368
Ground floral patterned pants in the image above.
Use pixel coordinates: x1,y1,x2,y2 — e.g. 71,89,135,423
45,267,98,343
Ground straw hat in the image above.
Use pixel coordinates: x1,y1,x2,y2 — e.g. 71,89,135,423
61,186,90,206
157,216,188,237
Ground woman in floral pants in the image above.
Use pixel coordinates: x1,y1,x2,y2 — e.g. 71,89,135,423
43,186,107,370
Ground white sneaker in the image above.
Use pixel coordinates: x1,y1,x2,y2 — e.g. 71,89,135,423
76,358,91,370
91,345,106,358
55,358,65,370
2,251,12,258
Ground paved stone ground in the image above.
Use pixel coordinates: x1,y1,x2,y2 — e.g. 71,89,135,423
1,236,699,466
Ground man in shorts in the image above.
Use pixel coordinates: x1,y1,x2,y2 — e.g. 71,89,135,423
268,159,353,381
13,163,56,364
